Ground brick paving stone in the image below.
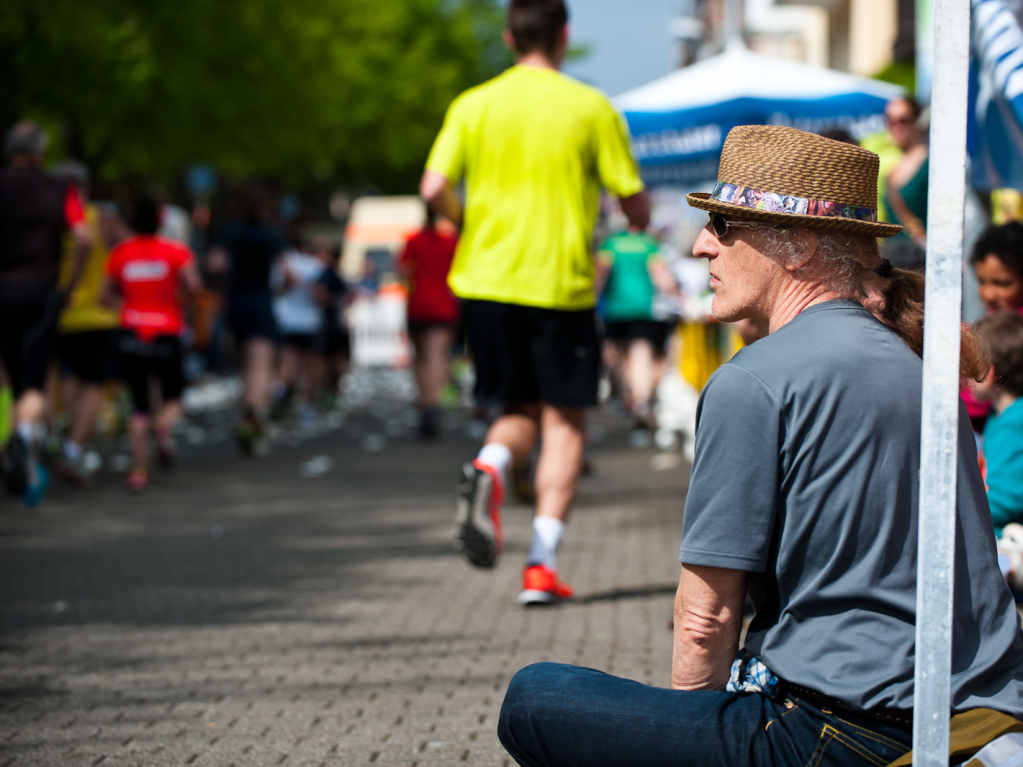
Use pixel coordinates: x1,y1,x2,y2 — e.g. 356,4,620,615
0,408,688,766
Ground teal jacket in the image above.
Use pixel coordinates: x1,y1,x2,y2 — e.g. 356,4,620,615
984,398,1023,537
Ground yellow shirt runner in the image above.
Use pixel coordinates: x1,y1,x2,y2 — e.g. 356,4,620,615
426,65,644,311
58,204,118,334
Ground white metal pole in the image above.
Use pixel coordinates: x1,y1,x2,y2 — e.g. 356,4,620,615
912,0,971,763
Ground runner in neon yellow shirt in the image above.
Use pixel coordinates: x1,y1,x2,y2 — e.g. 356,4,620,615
421,0,649,605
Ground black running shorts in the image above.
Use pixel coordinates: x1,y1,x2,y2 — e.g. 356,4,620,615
118,333,185,415
55,329,119,384
0,285,61,397
604,319,675,355
462,299,600,409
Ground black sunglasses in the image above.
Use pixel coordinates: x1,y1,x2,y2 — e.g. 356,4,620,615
709,214,775,239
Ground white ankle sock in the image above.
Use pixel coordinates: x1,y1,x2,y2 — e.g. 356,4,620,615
528,516,564,570
476,443,512,486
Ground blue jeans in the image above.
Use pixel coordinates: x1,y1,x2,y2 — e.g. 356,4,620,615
498,663,913,767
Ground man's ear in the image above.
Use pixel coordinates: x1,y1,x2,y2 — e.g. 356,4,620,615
784,230,818,272
502,28,517,53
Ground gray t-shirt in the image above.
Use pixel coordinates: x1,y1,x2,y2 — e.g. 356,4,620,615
680,299,1023,714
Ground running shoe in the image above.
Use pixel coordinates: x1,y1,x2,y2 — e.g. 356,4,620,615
510,459,536,504
5,434,28,497
55,454,90,486
454,460,504,568
418,407,441,441
155,426,176,468
518,564,574,606
125,469,149,493
21,465,49,509
236,411,265,456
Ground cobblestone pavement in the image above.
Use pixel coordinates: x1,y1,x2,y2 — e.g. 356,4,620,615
0,402,690,766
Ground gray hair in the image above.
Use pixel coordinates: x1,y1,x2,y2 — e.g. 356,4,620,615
52,160,89,185
754,227,882,297
4,121,49,160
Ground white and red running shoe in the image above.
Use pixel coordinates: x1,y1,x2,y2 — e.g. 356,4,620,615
454,460,504,568
518,564,574,605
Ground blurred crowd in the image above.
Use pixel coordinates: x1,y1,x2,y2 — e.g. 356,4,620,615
0,121,357,503
2,90,1023,594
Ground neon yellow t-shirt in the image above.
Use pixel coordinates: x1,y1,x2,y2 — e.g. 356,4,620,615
58,204,118,333
426,66,644,310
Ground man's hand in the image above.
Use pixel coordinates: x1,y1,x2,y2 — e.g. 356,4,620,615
619,190,651,231
671,564,747,691
419,171,463,229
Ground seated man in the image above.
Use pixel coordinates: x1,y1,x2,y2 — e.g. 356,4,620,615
498,126,1023,767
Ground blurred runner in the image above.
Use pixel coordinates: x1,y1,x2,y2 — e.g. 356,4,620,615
598,228,679,434
421,0,648,604
398,208,459,440
310,239,350,409
210,184,285,453
103,197,201,492
0,122,91,506
51,163,123,484
271,243,325,424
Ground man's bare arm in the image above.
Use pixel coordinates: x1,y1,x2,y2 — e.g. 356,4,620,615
671,564,747,690
64,222,93,299
99,276,117,309
619,190,651,231
180,263,203,297
419,171,462,229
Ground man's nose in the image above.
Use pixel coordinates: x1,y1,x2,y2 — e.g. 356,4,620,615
693,228,717,260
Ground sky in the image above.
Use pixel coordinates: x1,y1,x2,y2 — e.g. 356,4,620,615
561,0,678,97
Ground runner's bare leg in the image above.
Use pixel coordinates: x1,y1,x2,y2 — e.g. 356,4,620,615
534,405,584,522
484,404,540,464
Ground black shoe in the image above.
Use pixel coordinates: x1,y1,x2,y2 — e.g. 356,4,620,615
236,411,265,456
5,434,28,496
510,459,536,503
454,461,503,568
418,407,441,440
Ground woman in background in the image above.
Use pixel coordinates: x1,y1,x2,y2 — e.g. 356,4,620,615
963,222,1023,433
399,208,459,440
103,197,201,492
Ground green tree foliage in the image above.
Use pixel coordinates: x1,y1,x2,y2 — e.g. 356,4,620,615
0,0,509,190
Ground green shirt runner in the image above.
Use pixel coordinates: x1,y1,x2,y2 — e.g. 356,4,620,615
599,230,662,323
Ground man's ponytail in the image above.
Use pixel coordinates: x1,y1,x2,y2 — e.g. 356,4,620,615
878,267,988,382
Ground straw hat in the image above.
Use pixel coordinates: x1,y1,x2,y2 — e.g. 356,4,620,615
687,125,903,238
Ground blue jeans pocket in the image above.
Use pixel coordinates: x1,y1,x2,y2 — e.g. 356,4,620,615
802,718,910,767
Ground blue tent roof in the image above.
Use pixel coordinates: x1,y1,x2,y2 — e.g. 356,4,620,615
615,42,905,185
970,0,1023,190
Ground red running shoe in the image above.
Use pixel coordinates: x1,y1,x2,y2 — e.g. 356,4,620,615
518,564,574,605
125,470,149,493
453,460,504,568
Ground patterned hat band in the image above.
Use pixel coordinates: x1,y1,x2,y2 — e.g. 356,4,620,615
712,182,878,223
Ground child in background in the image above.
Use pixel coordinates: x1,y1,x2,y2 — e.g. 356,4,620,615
972,312,1023,587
